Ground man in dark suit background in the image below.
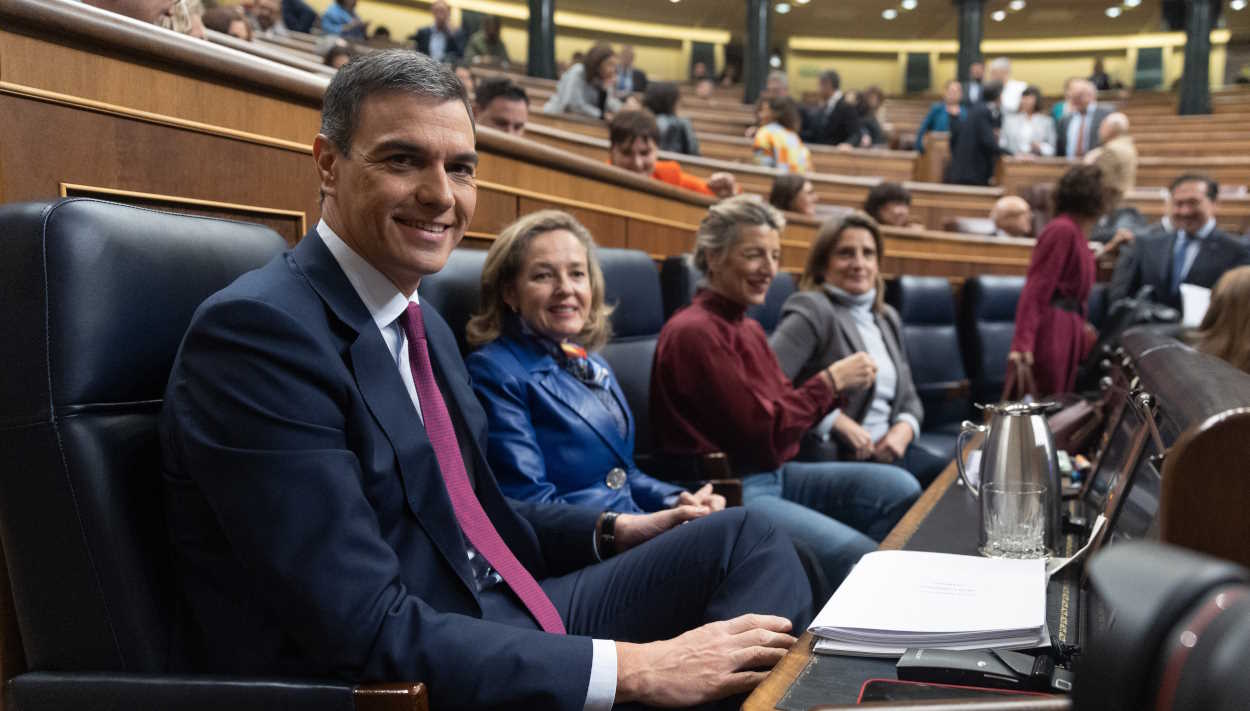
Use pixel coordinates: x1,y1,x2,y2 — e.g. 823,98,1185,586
616,44,648,95
802,69,861,146
945,80,1003,186
160,50,809,711
412,0,461,62
1109,174,1250,310
961,59,985,106
1055,79,1110,159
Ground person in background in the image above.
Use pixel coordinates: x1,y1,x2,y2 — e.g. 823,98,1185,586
203,5,251,39
691,61,709,82
1190,266,1250,374
643,82,700,156
1000,85,1056,157
463,15,509,66
281,0,316,33
543,44,621,119
915,79,962,154
988,57,1028,114
863,182,921,229
1052,77,1077,123
371,25,391,41
651,195,922,588
763,70,789,99
413,0,460,62
962,59,985,106
804,70,862,147
319,0,367,39
945,80,1003,187
856,86,888,147
452,62,474,93
753,97,812,174
1089,57,1112,91
323,43,352,69
990,196,1034,238
1084,112,1136,200
769,175,818,217
475,76,529,135
615,45,648,96
720,62,740,87
1008,165,1106,398
608,110,737,198
245,0,287,37
1056,79,1110,159
771,212,950,486
695,78,716,100
83,0,203,36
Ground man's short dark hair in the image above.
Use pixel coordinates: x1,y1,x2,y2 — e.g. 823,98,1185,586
863,182,912,219
609,109,660,148
1054,164,1107,218
475,76,528,110
767,96,801,132
981,80,1003,103
321,49,472,153
1171,173,1219,201
643,82,680,117
820,70,841,90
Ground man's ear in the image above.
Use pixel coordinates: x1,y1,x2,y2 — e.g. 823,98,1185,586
313,134,341,198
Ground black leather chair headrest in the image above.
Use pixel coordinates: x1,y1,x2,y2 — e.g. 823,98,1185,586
601,248,664,339
417,249,487,355
963,276,1025,322
888,276,956,325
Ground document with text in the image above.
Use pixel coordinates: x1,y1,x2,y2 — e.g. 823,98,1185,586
809,550,1047,657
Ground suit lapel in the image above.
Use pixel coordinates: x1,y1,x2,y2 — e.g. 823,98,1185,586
1188,233,1230,286
291,232,480,597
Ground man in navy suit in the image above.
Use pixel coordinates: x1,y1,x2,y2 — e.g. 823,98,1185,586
412,0,461,62
161,49,810,711
1109,174,1250,311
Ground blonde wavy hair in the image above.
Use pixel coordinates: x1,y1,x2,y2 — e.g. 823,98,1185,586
466,210,614,351
799,210,886,313
1191,265,1250,374
693,194,786,276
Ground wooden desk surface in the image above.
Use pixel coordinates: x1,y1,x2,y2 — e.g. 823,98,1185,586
742,458,964,711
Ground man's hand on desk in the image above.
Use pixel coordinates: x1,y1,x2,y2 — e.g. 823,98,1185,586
614,504,713,552
615,614,796,706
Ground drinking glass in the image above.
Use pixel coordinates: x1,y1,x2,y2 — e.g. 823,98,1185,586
979,481,1048,559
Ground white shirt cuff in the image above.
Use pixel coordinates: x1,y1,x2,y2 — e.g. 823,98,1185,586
895,414,921,441
583,639,618,711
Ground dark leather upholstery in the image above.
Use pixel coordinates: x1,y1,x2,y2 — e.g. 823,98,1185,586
1088,282,1109,331
600,248,666,453
959,275,1025,406
885,276,968,457
7,673,355,711
658,253,795,333
0,200,360,709
417,248,488,355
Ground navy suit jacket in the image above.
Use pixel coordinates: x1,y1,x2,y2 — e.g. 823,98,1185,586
414,25,462,60
467,332,682,513
1108,223,1250,310
160,230,601,711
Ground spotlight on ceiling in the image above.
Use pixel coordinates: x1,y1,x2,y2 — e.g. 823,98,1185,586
775,2,790,13
901,0,918,9
991,9,1006,20
795,0,810,5
1123,0,1141,6
1008,0,1025,10
769,55,782,68
882,8,898,19
1105,6,1121,17
1233,0,1247,10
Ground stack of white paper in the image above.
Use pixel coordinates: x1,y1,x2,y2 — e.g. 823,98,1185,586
809,550,1047,658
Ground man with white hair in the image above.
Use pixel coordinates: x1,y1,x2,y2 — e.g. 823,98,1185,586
988,57,1028,113
1085,112,1137,199
1056,79,1111,158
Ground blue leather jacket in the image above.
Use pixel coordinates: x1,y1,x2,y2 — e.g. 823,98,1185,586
467,333,683,513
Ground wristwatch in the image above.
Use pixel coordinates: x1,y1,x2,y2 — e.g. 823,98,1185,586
596,511,619,560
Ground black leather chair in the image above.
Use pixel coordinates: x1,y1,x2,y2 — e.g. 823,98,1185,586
658,253,796,333
0,199,424,711
885,276,969,459
1088,282,1109,331
600,248,668,455
959,275,1025,406
417,248,487,356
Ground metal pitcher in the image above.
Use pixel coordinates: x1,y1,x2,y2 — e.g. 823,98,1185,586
956,401,1062,558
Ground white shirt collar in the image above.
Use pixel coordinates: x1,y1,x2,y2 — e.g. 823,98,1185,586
316,220,417,332
826,91,842,109
1181,217,1218,240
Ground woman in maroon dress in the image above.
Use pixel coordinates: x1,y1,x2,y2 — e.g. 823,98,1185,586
1008,164,1107,397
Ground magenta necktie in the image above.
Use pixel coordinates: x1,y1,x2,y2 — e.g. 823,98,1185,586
399,302,566,634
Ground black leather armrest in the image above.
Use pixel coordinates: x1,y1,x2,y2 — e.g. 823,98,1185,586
4,671,404,711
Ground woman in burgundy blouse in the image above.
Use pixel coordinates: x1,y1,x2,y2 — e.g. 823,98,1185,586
1008,164,1106,397
651,196,921,588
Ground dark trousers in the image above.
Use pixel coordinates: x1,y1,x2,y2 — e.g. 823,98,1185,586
481,509,813,710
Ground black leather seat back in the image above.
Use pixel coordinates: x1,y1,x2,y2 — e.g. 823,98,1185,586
1088,282,1109,331
417,248,487,356
599,249,665,454
0,200,286,674
959,276,1025,405
749,272,796,333
885,276,970,428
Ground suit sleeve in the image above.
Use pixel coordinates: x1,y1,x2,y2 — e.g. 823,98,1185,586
1011,225,1074,354
165,298,594,711
769,295,828,382
1107,239,1142,303
624,470,683,512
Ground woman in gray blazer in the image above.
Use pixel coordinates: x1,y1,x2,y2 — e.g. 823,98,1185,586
770,212,948,486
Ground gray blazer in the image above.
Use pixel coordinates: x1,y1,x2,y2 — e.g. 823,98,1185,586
770,290,923,457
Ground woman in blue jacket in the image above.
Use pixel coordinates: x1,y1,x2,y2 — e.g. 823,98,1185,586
915,79,963,153
465,209,724,514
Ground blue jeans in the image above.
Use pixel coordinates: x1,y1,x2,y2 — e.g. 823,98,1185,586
742,461,921,589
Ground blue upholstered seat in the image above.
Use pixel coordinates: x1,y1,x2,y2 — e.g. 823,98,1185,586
959,276,1026,407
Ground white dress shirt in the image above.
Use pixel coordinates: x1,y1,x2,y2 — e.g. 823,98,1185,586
1065,103,1098,158
999,79,1028,114
1176,217,1218,284
316,221,617,711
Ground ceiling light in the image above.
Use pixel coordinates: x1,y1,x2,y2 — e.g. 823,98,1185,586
1008,0,1025,10
794,0,810,4
882,8,898,19
1123,0,1140,6
901,0,918,9
775,2,790,13
1105,6,1121,17
769,55,782,68
991,9,1006,20
1233,0,1247,10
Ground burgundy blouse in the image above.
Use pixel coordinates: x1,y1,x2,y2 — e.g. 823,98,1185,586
650,289,838,473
